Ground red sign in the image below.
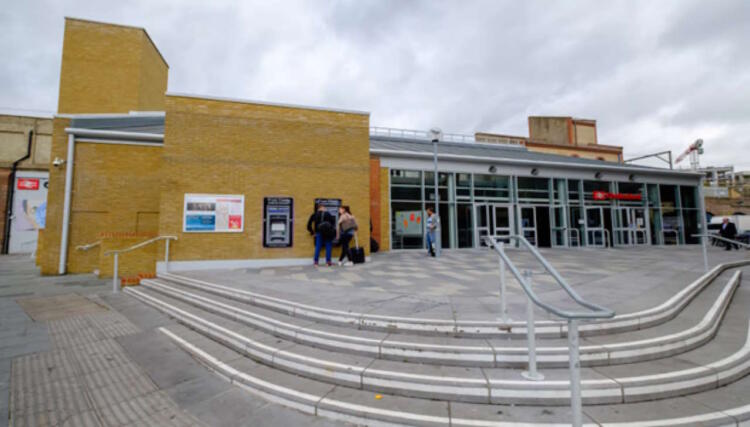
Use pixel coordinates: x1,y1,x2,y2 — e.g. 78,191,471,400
228,215,242,230
592,191,642,201
17,178,39,190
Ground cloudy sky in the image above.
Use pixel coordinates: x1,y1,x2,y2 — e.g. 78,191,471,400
2,1,749,169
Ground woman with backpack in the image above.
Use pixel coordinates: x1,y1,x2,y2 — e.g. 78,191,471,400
336,206,358,266
307,204,336,266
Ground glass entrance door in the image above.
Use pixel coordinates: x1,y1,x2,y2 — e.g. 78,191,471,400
476,204,513,246
585,207,606,247
615,207,649,246
518,206,537,246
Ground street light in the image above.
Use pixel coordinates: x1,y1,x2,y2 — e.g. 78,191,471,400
430,128,442,257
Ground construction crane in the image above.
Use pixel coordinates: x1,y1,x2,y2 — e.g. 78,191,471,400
675,139,704,170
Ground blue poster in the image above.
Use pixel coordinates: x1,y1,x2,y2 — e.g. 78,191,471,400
185,214,216,231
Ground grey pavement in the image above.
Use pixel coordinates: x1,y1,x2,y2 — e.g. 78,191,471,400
180,245,749,321
0,255,350,427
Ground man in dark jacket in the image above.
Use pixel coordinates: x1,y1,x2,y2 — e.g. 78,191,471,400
719,217,739,250
307,204,336,266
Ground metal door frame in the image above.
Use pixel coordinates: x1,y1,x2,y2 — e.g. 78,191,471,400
475,203,513,246
614,207,650,246
584,206,605,247
516,204,538,246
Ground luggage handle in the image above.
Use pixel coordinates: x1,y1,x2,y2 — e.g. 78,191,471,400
354,232,359,249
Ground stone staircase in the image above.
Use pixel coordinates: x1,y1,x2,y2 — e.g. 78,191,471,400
124,260,750,426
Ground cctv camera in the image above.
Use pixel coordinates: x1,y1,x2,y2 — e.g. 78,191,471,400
52,157,66,167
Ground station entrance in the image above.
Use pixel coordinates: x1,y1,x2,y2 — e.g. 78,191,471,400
476,204,513,245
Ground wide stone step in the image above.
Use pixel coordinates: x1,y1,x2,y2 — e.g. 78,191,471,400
157,259,749,338
159,323,750,426
143,269,740,368
124,271,750,406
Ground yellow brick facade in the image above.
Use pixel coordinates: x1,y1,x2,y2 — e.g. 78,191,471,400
157,95,371,263
57,18,167,114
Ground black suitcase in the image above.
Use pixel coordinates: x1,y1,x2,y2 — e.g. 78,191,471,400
350,234,365,264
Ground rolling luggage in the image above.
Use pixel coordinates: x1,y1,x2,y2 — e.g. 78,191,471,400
350,233,365,264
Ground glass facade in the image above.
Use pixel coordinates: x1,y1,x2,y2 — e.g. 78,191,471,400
389,169,701,250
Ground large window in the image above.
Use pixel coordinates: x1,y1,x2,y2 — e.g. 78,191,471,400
517,177,549,201
473,174,510,200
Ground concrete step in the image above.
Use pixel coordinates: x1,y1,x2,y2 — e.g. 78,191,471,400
142,269,739,368
159,323,750,426
124,271,750,406
157,259,750,338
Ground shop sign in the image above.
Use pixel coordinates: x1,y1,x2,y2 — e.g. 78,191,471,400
183,194,244,232
17,178,39,190
592,191,642,201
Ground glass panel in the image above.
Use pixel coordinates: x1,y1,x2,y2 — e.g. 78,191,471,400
647,184,660,208
424,172,449,187
682,210,699,244
584,180,610,203
456,173,471,188
474,174,510,199
391,186,421,201
457,203,473,248
437,203,454,249
568,180,581,201
495,207,511,228
649,208,661,245
391,169,421,186
660,185,678,208
517,177,550,200
425,188,450,203
680,186,698,208
391,201,424,249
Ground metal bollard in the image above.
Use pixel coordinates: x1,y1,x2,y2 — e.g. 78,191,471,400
112,253,120,293
165,238,171,273
498,241,508,323
521,269,544,381
568,318,582,427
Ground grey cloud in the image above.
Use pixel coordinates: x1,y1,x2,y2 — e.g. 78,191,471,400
1,0,748,168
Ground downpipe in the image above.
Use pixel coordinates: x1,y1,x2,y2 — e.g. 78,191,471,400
2,130,33,254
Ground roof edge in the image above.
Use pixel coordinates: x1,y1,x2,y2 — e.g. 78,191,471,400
166,92,370,116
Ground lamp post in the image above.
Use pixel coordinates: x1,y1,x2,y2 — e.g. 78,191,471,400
430,128,442,257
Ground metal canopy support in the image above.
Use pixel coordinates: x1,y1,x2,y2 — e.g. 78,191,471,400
624,150,673,169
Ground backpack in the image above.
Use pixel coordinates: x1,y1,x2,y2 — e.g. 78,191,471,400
317,212,335,240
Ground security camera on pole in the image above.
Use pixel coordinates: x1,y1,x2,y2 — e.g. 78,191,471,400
430,128,442,257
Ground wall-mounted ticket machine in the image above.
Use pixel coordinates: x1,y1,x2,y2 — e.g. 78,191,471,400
314,198,342,226
263,197,294,248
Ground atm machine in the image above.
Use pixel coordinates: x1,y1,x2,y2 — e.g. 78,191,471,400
263,197,294,247
314,198,342,226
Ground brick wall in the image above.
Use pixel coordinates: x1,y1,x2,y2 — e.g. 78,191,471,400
0,168,9,250
158,95,371,263
57,18,167,114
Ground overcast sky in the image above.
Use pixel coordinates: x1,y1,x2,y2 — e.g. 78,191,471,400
2,1,749,169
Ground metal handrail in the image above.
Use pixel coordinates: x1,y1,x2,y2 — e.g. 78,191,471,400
662,229,679,244
104,236,177,293
76,240,101,251
484,235,615,320
484,234,614,427
693,233,750,249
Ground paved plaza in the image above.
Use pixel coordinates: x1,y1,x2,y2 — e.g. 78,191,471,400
0,245,748,426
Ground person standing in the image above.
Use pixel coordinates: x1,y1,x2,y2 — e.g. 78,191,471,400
425,207,437,257
336,206,358,266
719,217,739,250
307,204,336,266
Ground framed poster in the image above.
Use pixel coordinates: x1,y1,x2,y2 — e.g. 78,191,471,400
183,194,244,232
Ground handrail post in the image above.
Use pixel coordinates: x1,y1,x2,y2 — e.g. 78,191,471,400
701,235,709,272
498,241,507,323
112,253,119,293
568,318,582,427
165,238,171,273
521,270,544,381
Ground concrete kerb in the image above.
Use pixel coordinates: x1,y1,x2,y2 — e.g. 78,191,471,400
139,271,741,368
159,325,750,427
157,259,750,338
125,273,749,406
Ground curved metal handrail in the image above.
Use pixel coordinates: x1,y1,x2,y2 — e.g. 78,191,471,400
76,240,102,251
562,228,581,247
484,235,615,320
104,236,178,256
693,233,750,249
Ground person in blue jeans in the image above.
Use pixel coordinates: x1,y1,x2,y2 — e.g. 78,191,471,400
425,207,436,257
307,204,336,266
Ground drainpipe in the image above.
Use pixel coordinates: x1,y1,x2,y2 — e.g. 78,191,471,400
58,133,75,274
2,130,33,254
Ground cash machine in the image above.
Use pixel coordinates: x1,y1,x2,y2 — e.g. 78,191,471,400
314,198,342,226
263,197,294,247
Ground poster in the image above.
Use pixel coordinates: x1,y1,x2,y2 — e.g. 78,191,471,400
395,210,423,236
9,173,49,254
184,194,244,232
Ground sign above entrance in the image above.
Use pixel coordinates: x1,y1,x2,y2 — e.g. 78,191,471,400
592,191,642,201
17,178,40,190
183,194,244,232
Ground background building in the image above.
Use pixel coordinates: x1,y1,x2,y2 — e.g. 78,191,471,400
0,114,52,254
